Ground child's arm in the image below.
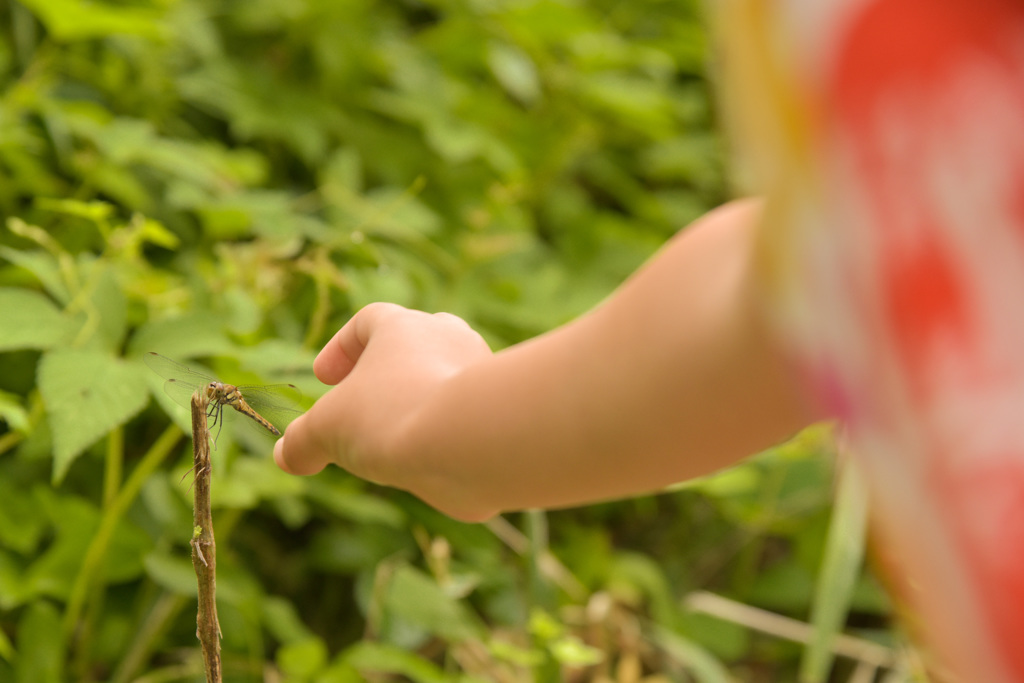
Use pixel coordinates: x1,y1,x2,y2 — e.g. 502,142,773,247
275,199,819,521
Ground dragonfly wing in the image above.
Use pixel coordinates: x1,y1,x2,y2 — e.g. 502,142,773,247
143,352,217,385
143,353,306,439
236,384,303,433
238,384,302,409
163,378,203,409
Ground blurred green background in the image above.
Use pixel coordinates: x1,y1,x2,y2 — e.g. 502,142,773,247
0,0,911,681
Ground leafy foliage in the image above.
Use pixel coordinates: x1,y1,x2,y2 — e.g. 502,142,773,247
0,0,913,681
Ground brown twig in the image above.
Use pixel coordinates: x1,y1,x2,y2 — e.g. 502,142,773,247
190,390,222,682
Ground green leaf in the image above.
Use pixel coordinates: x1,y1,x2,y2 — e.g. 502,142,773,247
677,611,750,662
308,524,409,574
549,636,603,667
212,457,306,510
345,266,417,310
383,565,484,643
359,187,442,239
126,312,232,360
236,339,318,376
682,465,760,498
320,147,364,195
143,550,197,597
607,551,679,627
137,216,181,250
577,73,675,137
139,475,192,541
67,115,267,192
0,618,13,662
177,61,337,164
0,288,74,351
85,266,128,351
14,601,65,683
34,198,115,224
224,286,262,335
0,390,29,433
652,626,733,683
487,638,543,667
799,460,869,683
313,661,363,683
745,561,816,613
277,638,329,680
340,642,447,683
528,607,564,642
26,492,151,599
0,480,47,556
0,551,31,611
38,350,150,483
305,479,407,528
0,248,70,304
487,42,541,105
18,0,165,41
262,596,316,646
195,204,252,240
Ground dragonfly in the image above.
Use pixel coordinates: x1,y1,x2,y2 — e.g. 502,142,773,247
143,352,302,441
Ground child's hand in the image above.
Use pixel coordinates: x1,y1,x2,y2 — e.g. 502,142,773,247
274,303,491,485
275,200,811,522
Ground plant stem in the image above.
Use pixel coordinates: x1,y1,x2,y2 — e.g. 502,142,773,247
799,451,869,683
190,390,222,683
63,425,182,642
525,509,556,612
109,593,187,683
0,431,21,456
104,425,124,509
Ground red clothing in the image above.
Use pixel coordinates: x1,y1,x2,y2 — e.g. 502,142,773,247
719,1,1024,679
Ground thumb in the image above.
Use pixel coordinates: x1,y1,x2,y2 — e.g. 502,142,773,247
274,412,331,476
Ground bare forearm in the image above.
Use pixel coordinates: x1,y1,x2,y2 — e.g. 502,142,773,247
397,199,816,519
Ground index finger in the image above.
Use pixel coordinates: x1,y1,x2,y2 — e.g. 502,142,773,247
314,303,409,384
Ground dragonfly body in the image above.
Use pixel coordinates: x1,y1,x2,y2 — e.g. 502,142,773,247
144,352,301,440
202,381,281,436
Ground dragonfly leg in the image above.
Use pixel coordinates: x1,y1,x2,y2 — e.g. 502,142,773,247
205,402,225,449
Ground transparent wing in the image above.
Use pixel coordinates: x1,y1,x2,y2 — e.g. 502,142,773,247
235,384,304,433
144,352,215,386
144,352,305,437
162,378,204,409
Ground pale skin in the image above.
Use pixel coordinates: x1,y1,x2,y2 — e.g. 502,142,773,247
275,198,820,522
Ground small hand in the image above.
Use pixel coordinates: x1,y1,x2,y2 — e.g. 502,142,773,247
274,303,492,488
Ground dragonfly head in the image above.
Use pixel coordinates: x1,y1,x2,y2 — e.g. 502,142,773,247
201,383,224,404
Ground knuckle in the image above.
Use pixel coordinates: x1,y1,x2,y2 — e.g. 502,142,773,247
431,311,470,328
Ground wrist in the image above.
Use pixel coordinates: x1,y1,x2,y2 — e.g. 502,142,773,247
386,370,502,523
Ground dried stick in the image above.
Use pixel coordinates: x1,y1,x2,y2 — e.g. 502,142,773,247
190,391,221,683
